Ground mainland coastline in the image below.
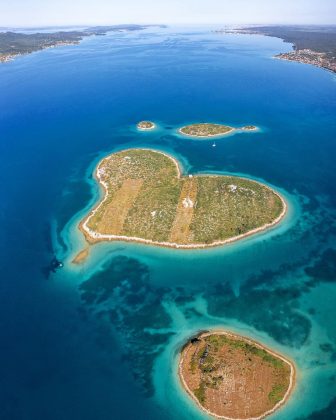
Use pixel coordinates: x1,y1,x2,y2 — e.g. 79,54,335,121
179,330,296,420
216,26,336,74
0,25,160,63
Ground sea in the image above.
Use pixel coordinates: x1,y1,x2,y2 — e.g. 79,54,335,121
1,25,336,420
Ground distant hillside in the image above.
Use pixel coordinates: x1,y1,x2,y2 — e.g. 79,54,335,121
220,25,336,74
0,25,161,62
243,25,336,58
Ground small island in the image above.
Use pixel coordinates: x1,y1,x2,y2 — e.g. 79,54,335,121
179,123,258,138
75,148,286,257
241,125,258,131
137,121,156,130
179,331,295,419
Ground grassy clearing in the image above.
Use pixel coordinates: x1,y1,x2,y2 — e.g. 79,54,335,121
96,179,143,234
268,384,286,404
194,381,207,404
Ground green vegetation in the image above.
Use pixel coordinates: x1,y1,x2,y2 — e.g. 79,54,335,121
230,26,336,74
243,26,336,59
190,176,283,244
0,26,154,62
179,123,234,137
194,381,207,404
190,357,198,374
204,334,284,369
242,125,257,130
181,332,293,418
83,149,284,247
268,384,286,404
200,355,217,373
208,375,223,389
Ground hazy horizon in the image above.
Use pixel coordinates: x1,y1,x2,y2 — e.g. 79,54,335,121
1,0,335,28
2,23,336,31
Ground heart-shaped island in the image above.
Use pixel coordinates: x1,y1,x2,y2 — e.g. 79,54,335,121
78,149,286,250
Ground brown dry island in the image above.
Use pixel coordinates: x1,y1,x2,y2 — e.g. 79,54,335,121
75,149,286,258
179,123,258,138
137,121,155,130
179,331,295,419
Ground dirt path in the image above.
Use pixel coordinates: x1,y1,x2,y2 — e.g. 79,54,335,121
169,178,198,243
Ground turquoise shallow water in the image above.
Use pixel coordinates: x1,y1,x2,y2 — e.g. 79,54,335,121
1,25,336,419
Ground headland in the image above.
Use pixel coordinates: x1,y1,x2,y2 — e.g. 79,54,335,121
179,330,295,419
217,25,336,74
0,25,160,63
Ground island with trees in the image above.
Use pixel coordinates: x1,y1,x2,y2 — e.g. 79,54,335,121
75,148,285,259
179,123,258,138
179,331,295,419
137,121,156,130
241,125,258,131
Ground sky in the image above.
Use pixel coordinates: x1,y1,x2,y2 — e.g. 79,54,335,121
1,0,336,27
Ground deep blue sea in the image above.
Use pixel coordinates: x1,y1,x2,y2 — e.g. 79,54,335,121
1,25,336,420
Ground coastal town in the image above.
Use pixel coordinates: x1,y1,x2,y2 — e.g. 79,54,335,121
276,49,336,73
217,25,336,74
0,39,81,62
